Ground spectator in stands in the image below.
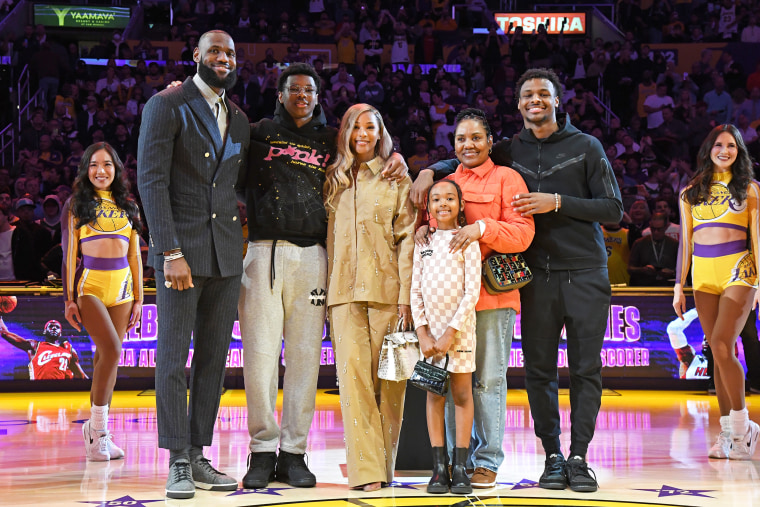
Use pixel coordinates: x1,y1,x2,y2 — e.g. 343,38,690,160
703,75,732,124
747,125,760,168
88,110,114,146
626,197,651,246
144,62,164,91
737,114,758,144
643,200,680,241
314,12,336,43
414,25,443,65
330,67,356,101
111,123,137,161
19,111,47,151
436,10,458,32
77,95,100,141
362,27,383,70
653,106,689,159
231,66,260,117
36,134,63,169
730,89,752,125
95,66,121,95
741,15,760,42
407,137,431,178
628,212,678,286
643,83,675,130
717,0,738,41
603,220,630,286
357,69,384,109
36,194,60,243
390,19,411,65
400,106,432,157
434,109,456,152
12,196,49,281
0,205,14,281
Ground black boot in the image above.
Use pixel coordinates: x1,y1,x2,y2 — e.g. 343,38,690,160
450,447,472,494
426,447,449,494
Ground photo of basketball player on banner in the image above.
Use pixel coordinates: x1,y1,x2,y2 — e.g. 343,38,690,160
0,295,87,380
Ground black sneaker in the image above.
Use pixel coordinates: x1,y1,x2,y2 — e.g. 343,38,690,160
275,450,316,487
242,452,276,489
538,453,567,490
564,456,598,492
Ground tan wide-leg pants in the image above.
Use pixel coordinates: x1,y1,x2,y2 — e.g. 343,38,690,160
329,302,407,488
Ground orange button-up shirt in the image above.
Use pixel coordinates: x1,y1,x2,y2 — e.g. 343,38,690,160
445,158,535,312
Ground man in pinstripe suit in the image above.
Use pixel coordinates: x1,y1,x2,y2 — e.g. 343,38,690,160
137,30,250,499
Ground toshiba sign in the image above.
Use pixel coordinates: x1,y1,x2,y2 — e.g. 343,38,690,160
494,13,586,35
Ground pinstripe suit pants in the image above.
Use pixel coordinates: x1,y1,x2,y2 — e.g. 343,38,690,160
154,270,241,450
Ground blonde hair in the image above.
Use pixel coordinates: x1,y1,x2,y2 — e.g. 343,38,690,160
324,103,393,210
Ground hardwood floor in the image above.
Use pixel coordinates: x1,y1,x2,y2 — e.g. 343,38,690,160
0,389,758,506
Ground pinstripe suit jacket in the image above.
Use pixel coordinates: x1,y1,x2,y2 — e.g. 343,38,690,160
137,77,250,277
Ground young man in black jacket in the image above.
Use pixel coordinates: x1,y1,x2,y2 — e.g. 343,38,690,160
239,63,407,490
411,68,622,493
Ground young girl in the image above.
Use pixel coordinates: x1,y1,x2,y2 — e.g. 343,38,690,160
62,142,143,461
411,179,480,494
324,103,416,491
673,124,760,460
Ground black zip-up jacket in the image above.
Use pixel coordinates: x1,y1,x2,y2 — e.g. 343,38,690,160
428,114,622,271
243,102,337,246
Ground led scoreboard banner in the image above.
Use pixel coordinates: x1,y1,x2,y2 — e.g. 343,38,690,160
0,289,729,386
493,12,587,35
34,4,131,29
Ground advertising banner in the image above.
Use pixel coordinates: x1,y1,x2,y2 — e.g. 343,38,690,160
493,13,587,35
33,5,131,29
0,292,732,383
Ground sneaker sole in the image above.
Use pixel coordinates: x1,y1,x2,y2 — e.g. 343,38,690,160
276,474,316,488
539,480,567,490
243,479,273,489
195,480,238,491
165,489,195,499
471,482,496,489
426,484,449,494
569,483,598,493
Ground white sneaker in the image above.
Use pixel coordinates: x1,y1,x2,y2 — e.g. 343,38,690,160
729,421,760,460
708,431,731,459
105,433,124,460
82,420,110,462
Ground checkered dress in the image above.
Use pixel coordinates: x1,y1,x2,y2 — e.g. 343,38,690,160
411,229,481,373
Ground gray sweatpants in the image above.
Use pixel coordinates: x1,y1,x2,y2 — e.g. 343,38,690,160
239,240,327,454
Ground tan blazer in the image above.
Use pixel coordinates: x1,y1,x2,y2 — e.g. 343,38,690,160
326,157,416,307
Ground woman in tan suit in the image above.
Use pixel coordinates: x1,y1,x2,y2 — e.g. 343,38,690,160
324,103,416,491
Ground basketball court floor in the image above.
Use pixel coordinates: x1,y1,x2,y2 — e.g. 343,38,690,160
1,388,759,507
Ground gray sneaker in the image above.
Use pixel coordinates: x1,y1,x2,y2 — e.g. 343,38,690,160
191,455,238,491
166,459,195,499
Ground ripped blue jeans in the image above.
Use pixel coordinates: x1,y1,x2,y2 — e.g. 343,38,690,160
445,307,516,472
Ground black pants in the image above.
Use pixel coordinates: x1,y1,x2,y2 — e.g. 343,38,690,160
520,267,610,458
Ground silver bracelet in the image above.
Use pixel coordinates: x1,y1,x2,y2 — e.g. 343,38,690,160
164,251,184,262
554,193,559,212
